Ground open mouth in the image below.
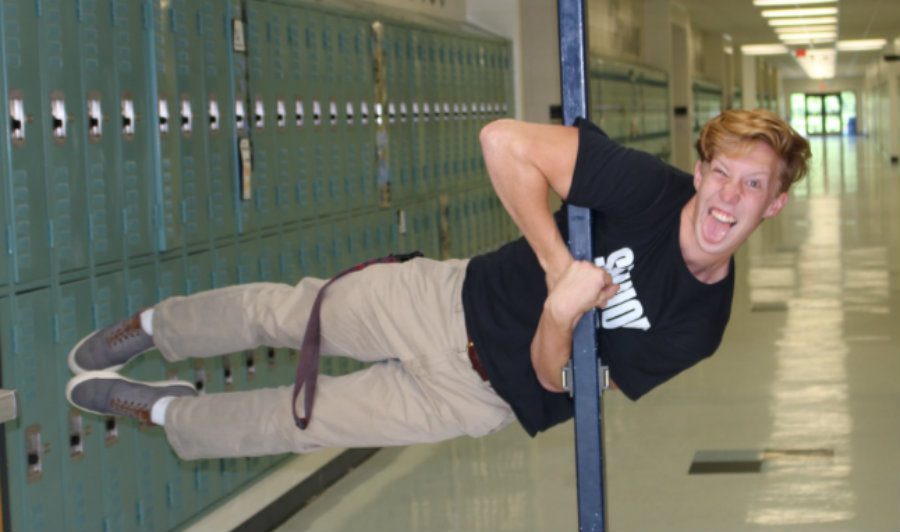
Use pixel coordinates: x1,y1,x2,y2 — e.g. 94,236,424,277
710,208,736,226
702,207,737,244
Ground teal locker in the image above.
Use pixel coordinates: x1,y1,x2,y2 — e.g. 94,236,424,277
77,0,124,268
118,264,172,531
111,0,157,260
245,2,277,229
258,233,279,283
151,257,199,527
1,291,66,532
148,0,186,252
38,0,90,276
300,7,327,217
208,243,251,493
199,0,239,240
98,271,162,532
0,5,11,286
172,0,211,246
284,9,314,220
183,251,218,516
313,223,334,278
322,12,347,215
237,235,259,283
266,6,294,225
2,0,51,284
331,220,349,271
56,279,106,532
434,33,449,191
384,25,412,201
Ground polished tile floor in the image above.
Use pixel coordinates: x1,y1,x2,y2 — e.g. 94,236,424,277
274,136,900,531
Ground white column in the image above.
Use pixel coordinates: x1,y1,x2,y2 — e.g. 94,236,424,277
888,65,900,163
741,54,758,109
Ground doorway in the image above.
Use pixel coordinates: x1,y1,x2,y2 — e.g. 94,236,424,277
790,91,857,136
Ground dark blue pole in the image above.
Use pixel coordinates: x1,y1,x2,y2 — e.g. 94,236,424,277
557,1,607,531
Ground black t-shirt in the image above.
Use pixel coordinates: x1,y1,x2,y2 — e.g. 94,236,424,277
461,118,734,436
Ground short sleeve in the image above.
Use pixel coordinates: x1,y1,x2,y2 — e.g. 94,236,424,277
568,118,674,218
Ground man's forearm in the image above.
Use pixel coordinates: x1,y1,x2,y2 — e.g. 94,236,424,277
479,120,579,283
531,304,573,392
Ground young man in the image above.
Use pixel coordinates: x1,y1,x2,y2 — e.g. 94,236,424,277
66,109,810,458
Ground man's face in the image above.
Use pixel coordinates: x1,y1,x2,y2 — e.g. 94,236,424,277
691,141,788,258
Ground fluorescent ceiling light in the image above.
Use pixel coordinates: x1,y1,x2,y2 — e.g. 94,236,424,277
754,0,836,4
836,39,887,51
762,7,839,17
779,32,837,41
774,25,836,34
741,44,789,55
768,17,837,26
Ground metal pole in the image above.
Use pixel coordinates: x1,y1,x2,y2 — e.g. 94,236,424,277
557,1,607,530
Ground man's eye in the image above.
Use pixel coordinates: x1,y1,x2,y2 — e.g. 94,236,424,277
747,179,760,189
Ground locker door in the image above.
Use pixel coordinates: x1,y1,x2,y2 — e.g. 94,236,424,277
182,251,218,513
284,8,314,220
112,0,157,260
1,291,66,532
78,0,124,268
199,0,239,240
39,0,90,275
172,0,211,246
148,0,185,251
56,279,106,532
118,264,170,531
246,1,278,229
2,0,51,284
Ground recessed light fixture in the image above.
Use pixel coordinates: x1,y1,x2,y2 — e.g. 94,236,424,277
754,0,836,5
768,17,837,26
740,44,789,55
761,7,839,17
774,25,837,34
779,32,837,40
836,39,887,51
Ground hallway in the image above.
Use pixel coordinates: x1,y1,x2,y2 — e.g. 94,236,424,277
273,136,900,531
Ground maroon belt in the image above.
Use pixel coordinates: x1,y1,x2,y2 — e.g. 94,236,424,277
467,340,489,382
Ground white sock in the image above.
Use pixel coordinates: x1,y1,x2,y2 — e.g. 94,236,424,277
140,308,155,336
150,396,175,426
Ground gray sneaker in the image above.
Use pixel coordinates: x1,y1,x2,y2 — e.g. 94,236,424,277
66,371,197,424
68,312,155,374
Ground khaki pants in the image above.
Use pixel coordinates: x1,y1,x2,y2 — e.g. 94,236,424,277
152,258,515,459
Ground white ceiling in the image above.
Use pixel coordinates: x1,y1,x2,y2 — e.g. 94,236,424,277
672,0,900,79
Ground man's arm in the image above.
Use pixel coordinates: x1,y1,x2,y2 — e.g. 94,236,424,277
479,119,579,287
480,119,618,392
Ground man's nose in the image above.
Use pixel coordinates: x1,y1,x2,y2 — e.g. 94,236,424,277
721,179,740,203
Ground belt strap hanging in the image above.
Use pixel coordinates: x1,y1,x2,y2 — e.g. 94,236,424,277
292,252,423,429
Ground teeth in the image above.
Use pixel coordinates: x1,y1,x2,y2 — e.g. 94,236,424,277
711,209,736,225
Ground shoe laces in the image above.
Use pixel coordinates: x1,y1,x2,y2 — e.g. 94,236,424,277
105,316,143,347
110,397,152,424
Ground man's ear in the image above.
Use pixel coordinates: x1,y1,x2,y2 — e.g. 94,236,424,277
693,160,703,191
763,191,789,219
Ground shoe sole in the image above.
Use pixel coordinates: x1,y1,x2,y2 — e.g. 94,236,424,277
67,330,150,375
66,371,196,418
